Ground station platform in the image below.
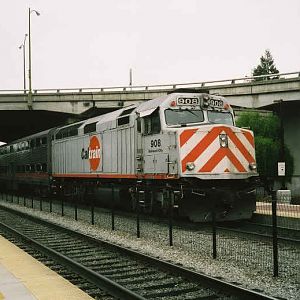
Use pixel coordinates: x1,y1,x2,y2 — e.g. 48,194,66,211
0,235,93,300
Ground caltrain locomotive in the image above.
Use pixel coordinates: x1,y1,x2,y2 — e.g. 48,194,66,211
0,92,258,221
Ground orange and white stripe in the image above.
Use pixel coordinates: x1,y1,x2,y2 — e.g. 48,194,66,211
180,125,256,174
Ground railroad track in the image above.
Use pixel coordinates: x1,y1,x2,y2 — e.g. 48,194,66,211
0,205,277,300
217,221,300,244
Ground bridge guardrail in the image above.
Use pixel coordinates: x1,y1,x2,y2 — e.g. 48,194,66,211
0,71,299,95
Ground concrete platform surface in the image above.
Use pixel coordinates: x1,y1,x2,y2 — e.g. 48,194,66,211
0,235,93,300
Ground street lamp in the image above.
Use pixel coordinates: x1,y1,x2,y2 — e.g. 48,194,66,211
28,7,40,109
19,34,28,92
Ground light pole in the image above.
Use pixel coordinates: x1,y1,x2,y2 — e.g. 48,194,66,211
28,7,40,109
19,34,28,92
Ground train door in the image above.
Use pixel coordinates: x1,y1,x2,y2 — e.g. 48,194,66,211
137,108,169,175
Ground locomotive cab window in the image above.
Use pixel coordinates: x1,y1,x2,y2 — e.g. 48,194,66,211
165,109,204,126
207,111,234,126
143,109,161,135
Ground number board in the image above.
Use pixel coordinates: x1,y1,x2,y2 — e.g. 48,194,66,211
177,97,200,106
208,99,224,108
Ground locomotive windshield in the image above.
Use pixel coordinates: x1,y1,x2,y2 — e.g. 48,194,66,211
165,109,204,125
207,111,234,125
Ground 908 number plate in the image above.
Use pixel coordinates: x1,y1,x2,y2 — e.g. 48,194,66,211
177,97,200,106
208,99,223,108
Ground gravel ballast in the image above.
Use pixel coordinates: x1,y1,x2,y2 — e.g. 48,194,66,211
0,199,299,300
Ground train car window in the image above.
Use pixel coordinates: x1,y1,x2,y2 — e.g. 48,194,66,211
84,122,97,134
21,165,25,172
36,164,42,172
56,122,84,140
207,111,234,126
25,165,31,172
30,164,35,172
117,116,130,126
30,139,35,148
143,109,161,135
42,163,47,172
36,138,41,147
41,137,47,145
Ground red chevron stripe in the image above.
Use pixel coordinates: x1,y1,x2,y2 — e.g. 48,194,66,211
181,126,223,172
242,130,255,148
224,128,255,163
199,148,247,172
180,129,198,147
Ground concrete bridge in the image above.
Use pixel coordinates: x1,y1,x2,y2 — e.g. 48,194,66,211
0,71,299,114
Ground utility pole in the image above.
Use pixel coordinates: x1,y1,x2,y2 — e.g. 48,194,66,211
129,68,133,87
28,7,40,109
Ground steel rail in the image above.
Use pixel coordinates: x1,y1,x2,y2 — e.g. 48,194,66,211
0,220,145,300
0,204,278,299
217,222,300,243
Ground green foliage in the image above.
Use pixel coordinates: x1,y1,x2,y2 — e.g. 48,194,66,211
236,112,294,182
252,49,279,80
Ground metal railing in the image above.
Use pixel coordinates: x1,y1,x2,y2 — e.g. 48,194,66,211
0,71,299,95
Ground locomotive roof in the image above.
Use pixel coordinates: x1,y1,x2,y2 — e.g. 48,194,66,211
55,92,229,131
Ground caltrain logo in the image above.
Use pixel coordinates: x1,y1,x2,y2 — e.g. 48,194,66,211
81,136,101,171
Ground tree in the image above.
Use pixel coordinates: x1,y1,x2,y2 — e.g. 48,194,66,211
252,49,279,80
236,112,293,192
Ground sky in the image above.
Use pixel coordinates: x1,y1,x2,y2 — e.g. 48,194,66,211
0,0,300,90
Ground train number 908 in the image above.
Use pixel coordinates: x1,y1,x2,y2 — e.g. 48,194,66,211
150,139,161,148
177,97,200,106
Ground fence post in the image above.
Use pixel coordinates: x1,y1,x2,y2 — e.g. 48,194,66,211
40,197,42,211
111,184,115,231
168,191,174,246
31,194,34,208
73,192,77,221
49,196,52,213
136,188,141,238
211,187,217,259
91,196,95,225
272,190,279,277
61,197,64,216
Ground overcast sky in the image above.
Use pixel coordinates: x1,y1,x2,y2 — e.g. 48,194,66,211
1,0,300,90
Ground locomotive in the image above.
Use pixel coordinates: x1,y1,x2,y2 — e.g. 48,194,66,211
0,92,258,221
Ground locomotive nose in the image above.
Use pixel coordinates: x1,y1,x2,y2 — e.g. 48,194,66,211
180,125,256,176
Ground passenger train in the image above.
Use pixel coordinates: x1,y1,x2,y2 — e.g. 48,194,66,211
0,92,258,221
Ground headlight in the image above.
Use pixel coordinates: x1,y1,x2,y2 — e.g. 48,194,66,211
186,162,195,171
219,134,228,148
249,162,257,171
